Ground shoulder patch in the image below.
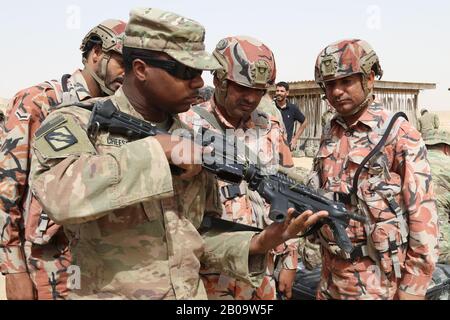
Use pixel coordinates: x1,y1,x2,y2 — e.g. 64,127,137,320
34,112,96,159
15,109,31,122
44,126,78,151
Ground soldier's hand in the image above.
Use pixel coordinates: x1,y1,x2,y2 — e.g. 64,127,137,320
250,209,328,254
154,134,203,180
278,268,297,300
5,272,36,300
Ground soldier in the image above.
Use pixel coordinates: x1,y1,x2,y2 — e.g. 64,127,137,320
310,39,438,300
418,109,440,134
0,99,8,134
179,36,297,300
0,19,126,300
321,103,335,129
195,86,215,104
28,8,327,300
257,94,285,130
423,130,450,265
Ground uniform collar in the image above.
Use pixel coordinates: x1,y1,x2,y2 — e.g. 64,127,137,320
69,69,92,101
334,101,383,131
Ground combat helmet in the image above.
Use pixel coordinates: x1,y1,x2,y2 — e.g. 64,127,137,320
213,36,276,106
80,19,127,95
314,39,383,116
315,39,383,85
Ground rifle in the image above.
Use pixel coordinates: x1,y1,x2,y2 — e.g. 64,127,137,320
87,100,367,254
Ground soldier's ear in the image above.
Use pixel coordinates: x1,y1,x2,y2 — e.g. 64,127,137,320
90,44,103,65
133,59,148,82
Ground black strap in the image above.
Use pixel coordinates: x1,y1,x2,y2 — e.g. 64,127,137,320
352,112,408,193
61,74,71,93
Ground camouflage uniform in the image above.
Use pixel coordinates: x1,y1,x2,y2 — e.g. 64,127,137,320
0,19,126,300
257,94,285,131
312,39,438,300
0,99,8,133
28,8,267,300
423,130,450,265
180,35,297,300
180,99,296,300
321,108,335,129
418,111,440,134
0,71,90,300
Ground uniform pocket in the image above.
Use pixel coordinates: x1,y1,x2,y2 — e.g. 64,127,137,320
369,219,407,275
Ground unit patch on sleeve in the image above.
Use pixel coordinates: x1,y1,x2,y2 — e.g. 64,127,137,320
44,126,79,151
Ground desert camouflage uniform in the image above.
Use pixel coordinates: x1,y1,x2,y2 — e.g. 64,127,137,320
257,94,285,131
313,102,439,299
418,111,440,134
28,8,266,300
180,99,297,300
321,108,335,129
427,149,450,264
0,100,8,133
0,70,92,299
29,87,266,299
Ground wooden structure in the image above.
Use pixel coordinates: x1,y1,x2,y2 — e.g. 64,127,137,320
269,81,436,153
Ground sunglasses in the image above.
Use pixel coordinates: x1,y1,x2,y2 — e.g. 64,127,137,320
133,55,203,80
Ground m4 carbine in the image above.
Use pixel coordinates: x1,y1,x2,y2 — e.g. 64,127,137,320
87,100,367,254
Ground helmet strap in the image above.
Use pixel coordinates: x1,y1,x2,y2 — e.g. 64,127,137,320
213,75,228,109
83,53,114,96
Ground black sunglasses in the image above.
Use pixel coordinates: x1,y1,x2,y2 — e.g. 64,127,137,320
133,55,203,80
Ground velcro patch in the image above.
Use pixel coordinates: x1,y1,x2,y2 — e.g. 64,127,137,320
44,126,78,151
35,114,67,139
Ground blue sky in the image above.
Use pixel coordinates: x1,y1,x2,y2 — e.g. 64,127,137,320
1,0,449,109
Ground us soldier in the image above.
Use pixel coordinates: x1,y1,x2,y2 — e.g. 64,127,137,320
180,36,297,300
0,19,126,300
418,109,440,134
28,8,327,300
310,39,438,300
423,130,450,265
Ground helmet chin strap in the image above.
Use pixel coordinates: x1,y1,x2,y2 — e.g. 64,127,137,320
213,78,228,108
82,54,114,96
